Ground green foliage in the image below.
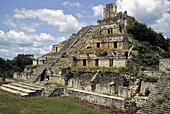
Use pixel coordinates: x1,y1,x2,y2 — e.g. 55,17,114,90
14,54,33,71
123,77,129,87
0,54,33,78
118,64,140,76
131,53,159,68
145,88,150,96
156,97,165,104
0,92,105,114
127,21,170,68
115,89,118,94
144,76,158,83
25,65,39,70
127,21,169,51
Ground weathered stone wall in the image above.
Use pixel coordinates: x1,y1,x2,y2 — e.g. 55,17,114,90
49,88,64,97
142,71,166,78
118,86,131,98
65,88,125,109
159,58,170,71
140,81,156,95
67,78,93,91
68,78,82,89
99,59,110,67
75,59,96,67
13,72,33,80
113,59,129,67
95,83,115,95
49,76,66,85
103,3,117,19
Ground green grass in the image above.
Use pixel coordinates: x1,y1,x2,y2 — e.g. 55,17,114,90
0,91,105,114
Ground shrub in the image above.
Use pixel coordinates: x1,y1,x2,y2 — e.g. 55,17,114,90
145,88,150,96
156,98,165,104
115,89,118,94
144,76,158,83
123,78,129,87
151,102,155,107
25,65,38,70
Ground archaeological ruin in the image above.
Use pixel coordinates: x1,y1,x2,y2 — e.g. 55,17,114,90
0,3,170,113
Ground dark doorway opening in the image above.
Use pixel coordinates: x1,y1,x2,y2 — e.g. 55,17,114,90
97,43,100,48
110,59,113,67
56,47,58,52
83,59,86,66
108,29,111,34
125,52,128,58
114,42,117,48
95,59,98,66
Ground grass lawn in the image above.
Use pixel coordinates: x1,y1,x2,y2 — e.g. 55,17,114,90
0,91,106,114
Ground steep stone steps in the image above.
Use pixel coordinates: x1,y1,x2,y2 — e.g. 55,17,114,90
41,88,55,97
18,82,45,90
137,73,170,114
0,86,29,97
2,84,35,96
26,26,92,83
10,83,43,95
0,82,46,97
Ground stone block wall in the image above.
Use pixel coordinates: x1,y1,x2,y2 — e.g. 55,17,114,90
68,78,93,91
118,86,131,98
142,71,166,78
13,72,33,80
95,83,115,95
49,88,64,97
99,59,110,67
159,58,170,71
65,88,125,109
140,81,156,95
49,76,66,85
68,78,82,89
113,59,129,67
82,83,93,91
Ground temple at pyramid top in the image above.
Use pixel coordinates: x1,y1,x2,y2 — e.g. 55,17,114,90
103,3,117,19
97,3,135,25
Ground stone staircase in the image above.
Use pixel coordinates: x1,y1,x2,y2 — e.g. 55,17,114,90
90,70,100,83
137,72,170,114
0,82,45,97
41,88,55,97
27,26,92,83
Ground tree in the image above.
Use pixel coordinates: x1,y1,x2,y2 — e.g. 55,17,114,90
0,54,34,78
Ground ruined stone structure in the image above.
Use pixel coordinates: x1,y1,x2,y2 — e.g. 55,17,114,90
159,58,170,71
33,2,135,69
1,2,169,112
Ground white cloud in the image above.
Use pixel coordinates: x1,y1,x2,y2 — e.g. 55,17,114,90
63,1,80,8
0,29,65,46
0,29,66,59
0,46,52,59
116,0,170,34
75,13,84,18
92,4,104,17
13,8,85,33
4,19,40,33
3,19,17,28
19,23,39,33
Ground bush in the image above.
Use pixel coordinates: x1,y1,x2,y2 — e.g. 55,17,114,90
144,76,158,83
25,65,38,70
123,78,129,87
156,98,165,104
145,88,150,96
127,21,169,51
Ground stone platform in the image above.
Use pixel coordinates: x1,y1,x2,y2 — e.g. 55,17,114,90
0,82,44,97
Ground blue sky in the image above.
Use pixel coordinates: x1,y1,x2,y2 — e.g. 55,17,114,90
0,0,170,59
